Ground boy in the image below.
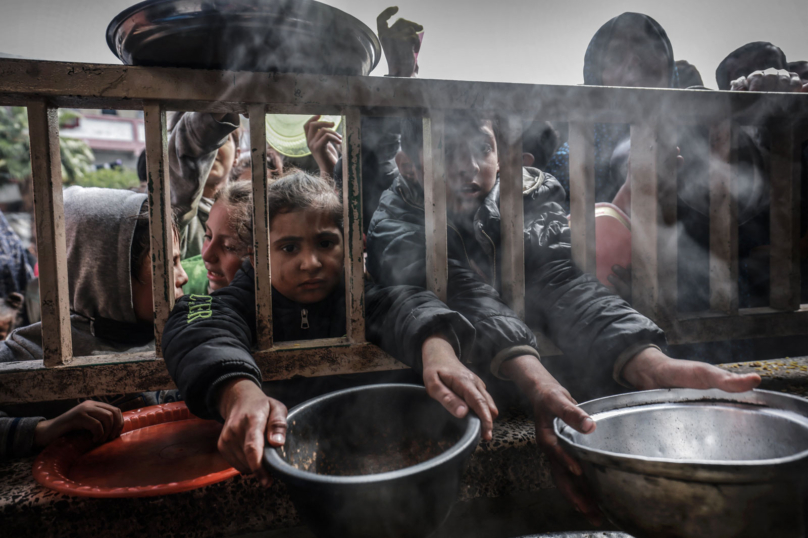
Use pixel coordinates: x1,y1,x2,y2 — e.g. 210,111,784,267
366,113,760,518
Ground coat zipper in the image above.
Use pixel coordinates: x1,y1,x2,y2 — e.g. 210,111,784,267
300,309,310,329
479,228,497,286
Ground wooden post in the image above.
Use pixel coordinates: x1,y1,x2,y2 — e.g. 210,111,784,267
769,122,801,311
708,120,739,314
143,103,175,354
569,122,597,274
27,100,72,366
498,115,526,319
249,105,273,349
342,107,365,342
423,112,449,303
630,121,678,320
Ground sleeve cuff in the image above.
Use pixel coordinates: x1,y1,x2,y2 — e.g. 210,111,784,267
491,345,541,380
204,373,263,423
613,343,661,388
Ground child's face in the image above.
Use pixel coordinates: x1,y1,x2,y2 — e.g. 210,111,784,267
406,120,499,221
132,234,188,323
208,135,238,185
270,209,343,304
203,201,251,291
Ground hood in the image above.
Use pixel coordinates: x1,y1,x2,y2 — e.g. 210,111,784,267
715,41,787,90
64,186,147,324
583,12,676,87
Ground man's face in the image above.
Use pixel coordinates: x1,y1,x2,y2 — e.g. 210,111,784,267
411,120,499,221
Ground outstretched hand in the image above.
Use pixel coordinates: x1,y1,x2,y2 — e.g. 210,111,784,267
621,346,762,392
421,334,498,441
377,7,423,78
304,115,342,179
500,355,602,525
217,378,288,487
34,400,124,447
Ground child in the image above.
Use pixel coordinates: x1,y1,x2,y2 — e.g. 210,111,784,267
367,112,761,519
182,180,253,295
161,170,483,483
0,186,189,458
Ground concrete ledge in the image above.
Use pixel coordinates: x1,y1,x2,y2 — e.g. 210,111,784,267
1,357,806,538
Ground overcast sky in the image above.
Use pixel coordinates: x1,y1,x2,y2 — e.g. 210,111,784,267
0,0,805,89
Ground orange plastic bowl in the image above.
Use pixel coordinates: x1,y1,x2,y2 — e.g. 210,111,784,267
33,402,239,498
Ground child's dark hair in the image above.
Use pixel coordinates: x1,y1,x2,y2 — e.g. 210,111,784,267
267,170,343,231
400,113,501,164
213,179,254,253
130,204,181,282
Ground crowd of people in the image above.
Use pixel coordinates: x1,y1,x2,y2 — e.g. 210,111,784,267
3,7,807,523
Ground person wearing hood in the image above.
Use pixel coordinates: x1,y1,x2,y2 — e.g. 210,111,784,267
0,187,188,458
545,12,678,207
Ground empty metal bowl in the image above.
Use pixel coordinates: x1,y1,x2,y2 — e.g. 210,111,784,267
264,384,480,538
555,389,808,538
107,0,380,75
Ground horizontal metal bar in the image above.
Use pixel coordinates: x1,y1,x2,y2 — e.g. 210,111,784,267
665,307,808,345
0,59,805,124
0,342,404,405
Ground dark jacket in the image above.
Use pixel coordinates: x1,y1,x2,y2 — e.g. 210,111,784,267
367,167,666,380
162,260,474,420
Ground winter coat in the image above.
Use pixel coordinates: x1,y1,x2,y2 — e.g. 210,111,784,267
366,168,666,381
162,260,474,421
169,112,240,259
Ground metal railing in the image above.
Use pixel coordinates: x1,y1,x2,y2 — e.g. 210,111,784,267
0,58,805,404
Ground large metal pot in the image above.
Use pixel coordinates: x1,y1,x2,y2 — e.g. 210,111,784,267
555,389,808,538
264,384,480,538
107,0,380,75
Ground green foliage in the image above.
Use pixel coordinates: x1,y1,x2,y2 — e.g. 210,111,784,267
0,106,95,184
76,167,140,190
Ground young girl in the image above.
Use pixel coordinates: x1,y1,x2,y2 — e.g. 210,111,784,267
181,180,253,296
0,186,189,458
161,170,476,482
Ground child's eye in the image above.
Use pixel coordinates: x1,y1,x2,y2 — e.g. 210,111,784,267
203,233,212,242
479,143,493,155
281,244,297,253
319,240,334,249
224,244,239,253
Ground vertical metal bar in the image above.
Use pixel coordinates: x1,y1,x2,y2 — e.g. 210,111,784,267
143,103,174,354
342,107,365,342
708,120,739,314
569,122,597,274
423,112,448,303
27,100,72,366
769,122,801,311
498,115,525,319
656,123,678,318
249,105,273,349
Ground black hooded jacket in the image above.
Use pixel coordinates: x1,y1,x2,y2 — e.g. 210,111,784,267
162,259,475,420
367,168,666,380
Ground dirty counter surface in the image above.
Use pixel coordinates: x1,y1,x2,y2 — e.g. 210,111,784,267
2,357,807,538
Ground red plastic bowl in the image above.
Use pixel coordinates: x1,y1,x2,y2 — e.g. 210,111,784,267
33,402,239,498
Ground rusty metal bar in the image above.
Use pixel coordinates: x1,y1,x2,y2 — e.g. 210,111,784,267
499,115,526,318
630,121,677,320
342,107,365,342
27,100,72,366
708,120,739,314
769,122,801,311
249,105,273,349
568,122,597,274
0,60,804,124
143,103,175,354
423,112,448,302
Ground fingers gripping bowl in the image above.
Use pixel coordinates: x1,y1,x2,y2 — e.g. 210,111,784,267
555,388,808,538
264,384,480,538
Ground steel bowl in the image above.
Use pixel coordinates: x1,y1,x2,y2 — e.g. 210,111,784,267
555,389,808,538
106,0,380,75
264,384,480,538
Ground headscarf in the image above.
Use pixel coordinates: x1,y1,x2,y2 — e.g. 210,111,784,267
546,13,677,205
0,211,33,299
716,42,787,90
